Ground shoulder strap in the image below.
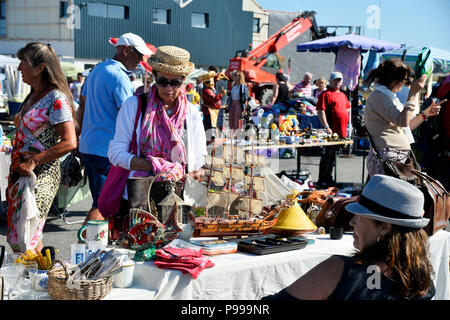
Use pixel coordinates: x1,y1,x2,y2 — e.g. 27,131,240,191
129,93,148,154
138,92,148,118
366,133,381,158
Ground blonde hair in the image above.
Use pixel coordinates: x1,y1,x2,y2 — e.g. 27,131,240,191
317,77,327,86
234,71,246,86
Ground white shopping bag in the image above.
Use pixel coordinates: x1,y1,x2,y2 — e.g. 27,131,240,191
10,172,40,252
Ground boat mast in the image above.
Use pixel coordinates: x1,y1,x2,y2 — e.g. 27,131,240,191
225,136,233,217
248,137,255,219
205,144,216,218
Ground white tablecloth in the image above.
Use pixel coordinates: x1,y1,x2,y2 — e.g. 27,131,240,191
104,230,450,300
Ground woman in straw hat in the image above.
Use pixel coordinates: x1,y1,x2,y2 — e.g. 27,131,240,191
263,174,435,300
108,45,207,194
199,70,226,137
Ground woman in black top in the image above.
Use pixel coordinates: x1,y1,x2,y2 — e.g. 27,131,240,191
263,174,435,300
272,72,291,106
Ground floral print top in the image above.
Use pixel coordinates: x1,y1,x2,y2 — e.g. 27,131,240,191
14,90,73,153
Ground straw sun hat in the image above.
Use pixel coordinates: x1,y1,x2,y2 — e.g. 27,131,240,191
148,45,194,77
345,174,429,229
198,70,216,83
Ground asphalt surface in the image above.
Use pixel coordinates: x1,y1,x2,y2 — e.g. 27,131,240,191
0,150,370,261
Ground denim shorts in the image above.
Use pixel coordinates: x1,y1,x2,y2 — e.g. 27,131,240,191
80,153,111,208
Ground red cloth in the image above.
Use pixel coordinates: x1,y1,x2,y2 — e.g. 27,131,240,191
154,246,215,279
316,90,351,138
201,87,223,115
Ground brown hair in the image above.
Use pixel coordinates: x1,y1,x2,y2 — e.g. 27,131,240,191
17,42,76,125
352,222,434,299
362,59,412,90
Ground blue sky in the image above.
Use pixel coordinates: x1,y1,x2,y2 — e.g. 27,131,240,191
256,0,450,52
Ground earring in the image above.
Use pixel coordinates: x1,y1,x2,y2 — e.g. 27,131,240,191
376,235,381,243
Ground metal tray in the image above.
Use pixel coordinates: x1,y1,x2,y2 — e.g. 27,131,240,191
235,234,312,255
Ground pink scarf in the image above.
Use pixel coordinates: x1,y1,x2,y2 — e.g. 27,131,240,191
133,85,188,181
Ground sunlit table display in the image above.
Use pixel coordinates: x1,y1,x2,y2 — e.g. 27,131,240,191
103,230,449,300
21,229,450,301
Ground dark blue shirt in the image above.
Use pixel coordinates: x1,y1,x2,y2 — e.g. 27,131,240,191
262,255,435,300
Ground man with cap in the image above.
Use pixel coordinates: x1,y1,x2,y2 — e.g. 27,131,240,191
76,32,152,225
316,71,351,188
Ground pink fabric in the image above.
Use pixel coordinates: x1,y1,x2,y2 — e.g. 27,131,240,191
98,100,142,218
292,81,312,96
155,246,214,279
334,46,361,91
134,85,188,181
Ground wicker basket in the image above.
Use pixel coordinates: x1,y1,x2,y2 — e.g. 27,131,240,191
47,260,113,300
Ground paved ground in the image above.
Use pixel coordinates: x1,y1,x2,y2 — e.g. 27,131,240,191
0,150,369,261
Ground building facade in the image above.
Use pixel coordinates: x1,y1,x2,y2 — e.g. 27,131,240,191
0,0,75,58
73,0,268,68
0,0,346,79
0,0,267,68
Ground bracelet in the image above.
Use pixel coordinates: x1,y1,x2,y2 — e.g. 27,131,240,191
324,125,330,129
403,102,416,111
420,111,428,121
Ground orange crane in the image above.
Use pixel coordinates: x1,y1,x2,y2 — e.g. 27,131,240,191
228,11,324,105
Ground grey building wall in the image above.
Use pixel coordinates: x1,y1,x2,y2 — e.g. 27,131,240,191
74,0,253,68
268,11,335,84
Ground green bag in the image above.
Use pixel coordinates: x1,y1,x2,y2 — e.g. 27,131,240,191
414,47,433,79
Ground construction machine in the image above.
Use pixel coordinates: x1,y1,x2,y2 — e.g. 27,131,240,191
228,11,325,105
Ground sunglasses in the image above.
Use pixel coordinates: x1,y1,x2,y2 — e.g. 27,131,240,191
155,77,184,88
130,47,143,59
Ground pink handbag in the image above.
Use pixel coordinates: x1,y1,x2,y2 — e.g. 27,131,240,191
98,94,146,218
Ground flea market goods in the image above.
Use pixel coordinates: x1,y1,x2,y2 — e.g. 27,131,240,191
184,141,292,238
412,170,450,236
271,201,317,236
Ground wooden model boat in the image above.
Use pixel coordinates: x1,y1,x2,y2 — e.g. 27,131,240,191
183,138,293,238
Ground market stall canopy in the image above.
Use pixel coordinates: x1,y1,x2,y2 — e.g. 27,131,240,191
296,34,402,53
60,62,84,79
381,46,450,74
185,68,208,84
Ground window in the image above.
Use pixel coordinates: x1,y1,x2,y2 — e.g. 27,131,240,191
152,8,171,24
0,1,5,19
87,3,129,19
253,18,260,33
191,12,209,28
60,1,69,18
88,3,107,17
107,4,129,19
0,1,5,37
